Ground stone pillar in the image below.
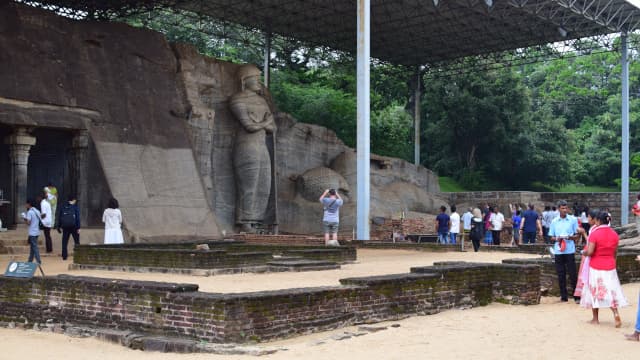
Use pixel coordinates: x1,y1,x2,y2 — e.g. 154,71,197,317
4,127,36,225
70,130,89,227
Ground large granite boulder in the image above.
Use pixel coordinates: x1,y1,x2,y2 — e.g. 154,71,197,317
0,2,442,239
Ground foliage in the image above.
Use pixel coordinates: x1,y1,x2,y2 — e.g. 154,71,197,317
370,105,413,161
421,68,571,189
438,177,468,192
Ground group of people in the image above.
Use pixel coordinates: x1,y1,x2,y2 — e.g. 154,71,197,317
435,205,506,250
545,200,640,343
23,182,124,264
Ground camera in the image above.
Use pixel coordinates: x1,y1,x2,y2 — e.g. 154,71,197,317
328,188,336,195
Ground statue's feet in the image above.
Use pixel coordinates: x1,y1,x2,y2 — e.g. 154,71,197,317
239,223,257,233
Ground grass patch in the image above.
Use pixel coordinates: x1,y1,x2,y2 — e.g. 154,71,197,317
439,177,468,192
555,184,619,193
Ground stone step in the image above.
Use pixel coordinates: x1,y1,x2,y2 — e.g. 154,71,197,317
3,245,31,255
267,259,340,271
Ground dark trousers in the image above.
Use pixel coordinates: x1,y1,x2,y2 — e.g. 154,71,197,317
471,237,481,252
61,228,80,260
491,230,501,245
542,226,550,244
43,227,53,253
523,231,536,244
554,253,578,300
27,235,41,264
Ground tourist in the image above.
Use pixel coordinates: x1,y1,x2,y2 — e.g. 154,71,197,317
574,210,598,300
449,205,460,244
520,204,542,244
511,210,522,246
44,181,58,226
625,255,640,341
633,194,640,233
490,207,505,246
542,206,553,244
319,189,343,246
22,198,42,265
580,210,627,326
548,200,584,303
103,198,124,244
435,206,450,244
462,207,473,243
57,194,80,260
37,191,53,253
483,206,494,244
551,206,560,219
580,206,591,234
469,208,484,252
482,203,490,216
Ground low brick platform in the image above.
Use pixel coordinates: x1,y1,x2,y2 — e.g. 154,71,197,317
0,261,540,346
73,242,356,274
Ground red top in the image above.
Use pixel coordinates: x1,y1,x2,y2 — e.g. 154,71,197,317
588,226,619,270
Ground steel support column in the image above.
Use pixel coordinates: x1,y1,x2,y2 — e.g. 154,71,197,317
621,32,630,225
414,67,422,166
263,31,271,88
356,0,370,240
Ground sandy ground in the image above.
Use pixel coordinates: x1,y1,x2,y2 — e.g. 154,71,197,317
1,249,640,359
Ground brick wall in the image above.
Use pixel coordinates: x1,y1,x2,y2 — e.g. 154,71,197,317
0,261,540,343
502,251,640,296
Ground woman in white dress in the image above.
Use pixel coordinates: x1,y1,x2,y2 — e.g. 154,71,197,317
103,198,124,244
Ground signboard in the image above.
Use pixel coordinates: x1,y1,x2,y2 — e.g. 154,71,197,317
4,261,38,278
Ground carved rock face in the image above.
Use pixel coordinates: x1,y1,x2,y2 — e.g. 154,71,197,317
295,167,350,203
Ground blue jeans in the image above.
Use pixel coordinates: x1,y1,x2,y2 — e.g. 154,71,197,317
28,235,41,264
438,232,448,244
484,230,493,245
449,232,457,244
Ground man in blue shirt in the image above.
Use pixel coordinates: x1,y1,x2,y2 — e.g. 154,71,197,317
435,206,450,244
548,200,586,303
519,204,542,244
23,198,42,265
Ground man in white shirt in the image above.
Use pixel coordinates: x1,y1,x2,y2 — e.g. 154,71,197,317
490,207,505,246
449,206,461,244
37,191,53,253
462,208,473,243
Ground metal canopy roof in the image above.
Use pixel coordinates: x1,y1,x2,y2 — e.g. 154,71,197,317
22,0,640,66
175,0,640,66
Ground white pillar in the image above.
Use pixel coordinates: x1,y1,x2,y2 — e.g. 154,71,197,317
414,67,421,166
263,31,271,88
621,32,630,225
356,0,370,240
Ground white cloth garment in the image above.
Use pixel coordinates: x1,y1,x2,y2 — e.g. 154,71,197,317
450,212,460,234
40,199,52,228
102,208,124,244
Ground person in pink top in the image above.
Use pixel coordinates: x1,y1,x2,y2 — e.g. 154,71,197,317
580,210,628,327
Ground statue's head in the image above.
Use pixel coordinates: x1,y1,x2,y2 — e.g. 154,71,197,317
237,64,262,92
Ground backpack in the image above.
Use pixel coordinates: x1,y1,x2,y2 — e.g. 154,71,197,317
59,204,76,228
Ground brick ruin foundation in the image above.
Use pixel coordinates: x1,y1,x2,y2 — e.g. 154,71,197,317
0,261,540,346
1,246,639,351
